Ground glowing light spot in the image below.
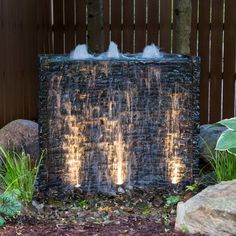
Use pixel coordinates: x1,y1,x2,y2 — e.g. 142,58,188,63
63,114,85,187
98,118,128,186
115,128,125,185
169,158,182,184
164,90,187,184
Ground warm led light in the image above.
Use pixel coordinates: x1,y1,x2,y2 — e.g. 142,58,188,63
169,159,182,184
98,118,128,185
115,130,125,185
63,114,84,187
164,91,187,184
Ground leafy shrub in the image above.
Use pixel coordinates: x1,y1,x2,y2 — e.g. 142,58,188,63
0,147,43,204
0,189,22,227
202,117,236,182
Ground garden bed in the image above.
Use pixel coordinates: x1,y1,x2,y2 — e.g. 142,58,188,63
0,187,204,235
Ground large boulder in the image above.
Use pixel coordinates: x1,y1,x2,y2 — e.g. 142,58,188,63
200,124,226,159
0,119,39,160
175,180,236,236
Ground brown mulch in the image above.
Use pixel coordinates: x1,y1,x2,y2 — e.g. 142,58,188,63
0,187,204,236
0,219,202,236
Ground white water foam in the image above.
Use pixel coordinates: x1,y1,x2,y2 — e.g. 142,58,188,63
97,41,121,59
70,44,93,60
70,42,163,60
142,44,162,59
107,41,120,58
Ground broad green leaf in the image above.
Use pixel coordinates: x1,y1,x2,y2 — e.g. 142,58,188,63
217,118,236,130
228,148,236,155
215,130,236,151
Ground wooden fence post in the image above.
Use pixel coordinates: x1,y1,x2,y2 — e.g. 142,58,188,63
174,0,192,54
86,0,105,53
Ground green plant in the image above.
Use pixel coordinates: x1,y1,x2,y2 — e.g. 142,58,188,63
165,195,181,206
179,225,189,234
0,147,43,204
215,117,236,154
79,199,90,209
201,117,236,182
0,189,22,227
185,181,200,192
204,148,236,182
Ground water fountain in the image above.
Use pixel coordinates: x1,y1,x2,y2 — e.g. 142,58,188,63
38,43,200,193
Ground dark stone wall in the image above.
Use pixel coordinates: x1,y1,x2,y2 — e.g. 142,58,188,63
38,55,200,193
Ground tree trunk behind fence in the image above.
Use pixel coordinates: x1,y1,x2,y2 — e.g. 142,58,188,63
174,0,192,54
86,0,105,53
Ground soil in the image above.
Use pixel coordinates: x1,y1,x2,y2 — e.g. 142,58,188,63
0,187,204,236
0,219,202,236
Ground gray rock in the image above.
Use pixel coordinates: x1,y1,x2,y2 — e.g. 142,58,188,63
32,200,44,213
200,124,226,158
175,180,236,236
0,119,39,161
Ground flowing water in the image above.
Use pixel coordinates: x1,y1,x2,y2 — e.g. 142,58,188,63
70,44,93,60
54,63,190,192
142,44,162,58
40,43,197,193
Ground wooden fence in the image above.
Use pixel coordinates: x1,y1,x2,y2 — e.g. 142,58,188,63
0,0,235,128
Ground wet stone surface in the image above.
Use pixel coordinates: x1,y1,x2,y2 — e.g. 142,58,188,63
39,55,200,193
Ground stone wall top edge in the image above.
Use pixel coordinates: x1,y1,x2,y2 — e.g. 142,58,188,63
39,54,200,66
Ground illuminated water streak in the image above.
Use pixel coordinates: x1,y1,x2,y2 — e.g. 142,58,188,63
165,89,187,184
63,115,85,187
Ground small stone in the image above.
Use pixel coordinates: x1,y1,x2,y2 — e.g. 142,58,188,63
117,186,125,194
32,200,44,213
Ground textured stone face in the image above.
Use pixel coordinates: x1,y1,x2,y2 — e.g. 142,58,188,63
38,55,200,193
175,180,236,236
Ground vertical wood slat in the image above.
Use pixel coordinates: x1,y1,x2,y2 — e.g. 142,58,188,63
0,0,5,126
6,0,16,122
20,1,27,118
103,0,110,49
53,0,64,53
0,0,48,128
76,0,86,44
190,0,198,55
159,0,172,52
28,0,38,120
37,0,51,54
210,0,223,122
135,0,146,52
147,0,159,45
111,0,122,49
65,0,75,53
223,0,236,118
123,0,134,53
198,0,210,123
